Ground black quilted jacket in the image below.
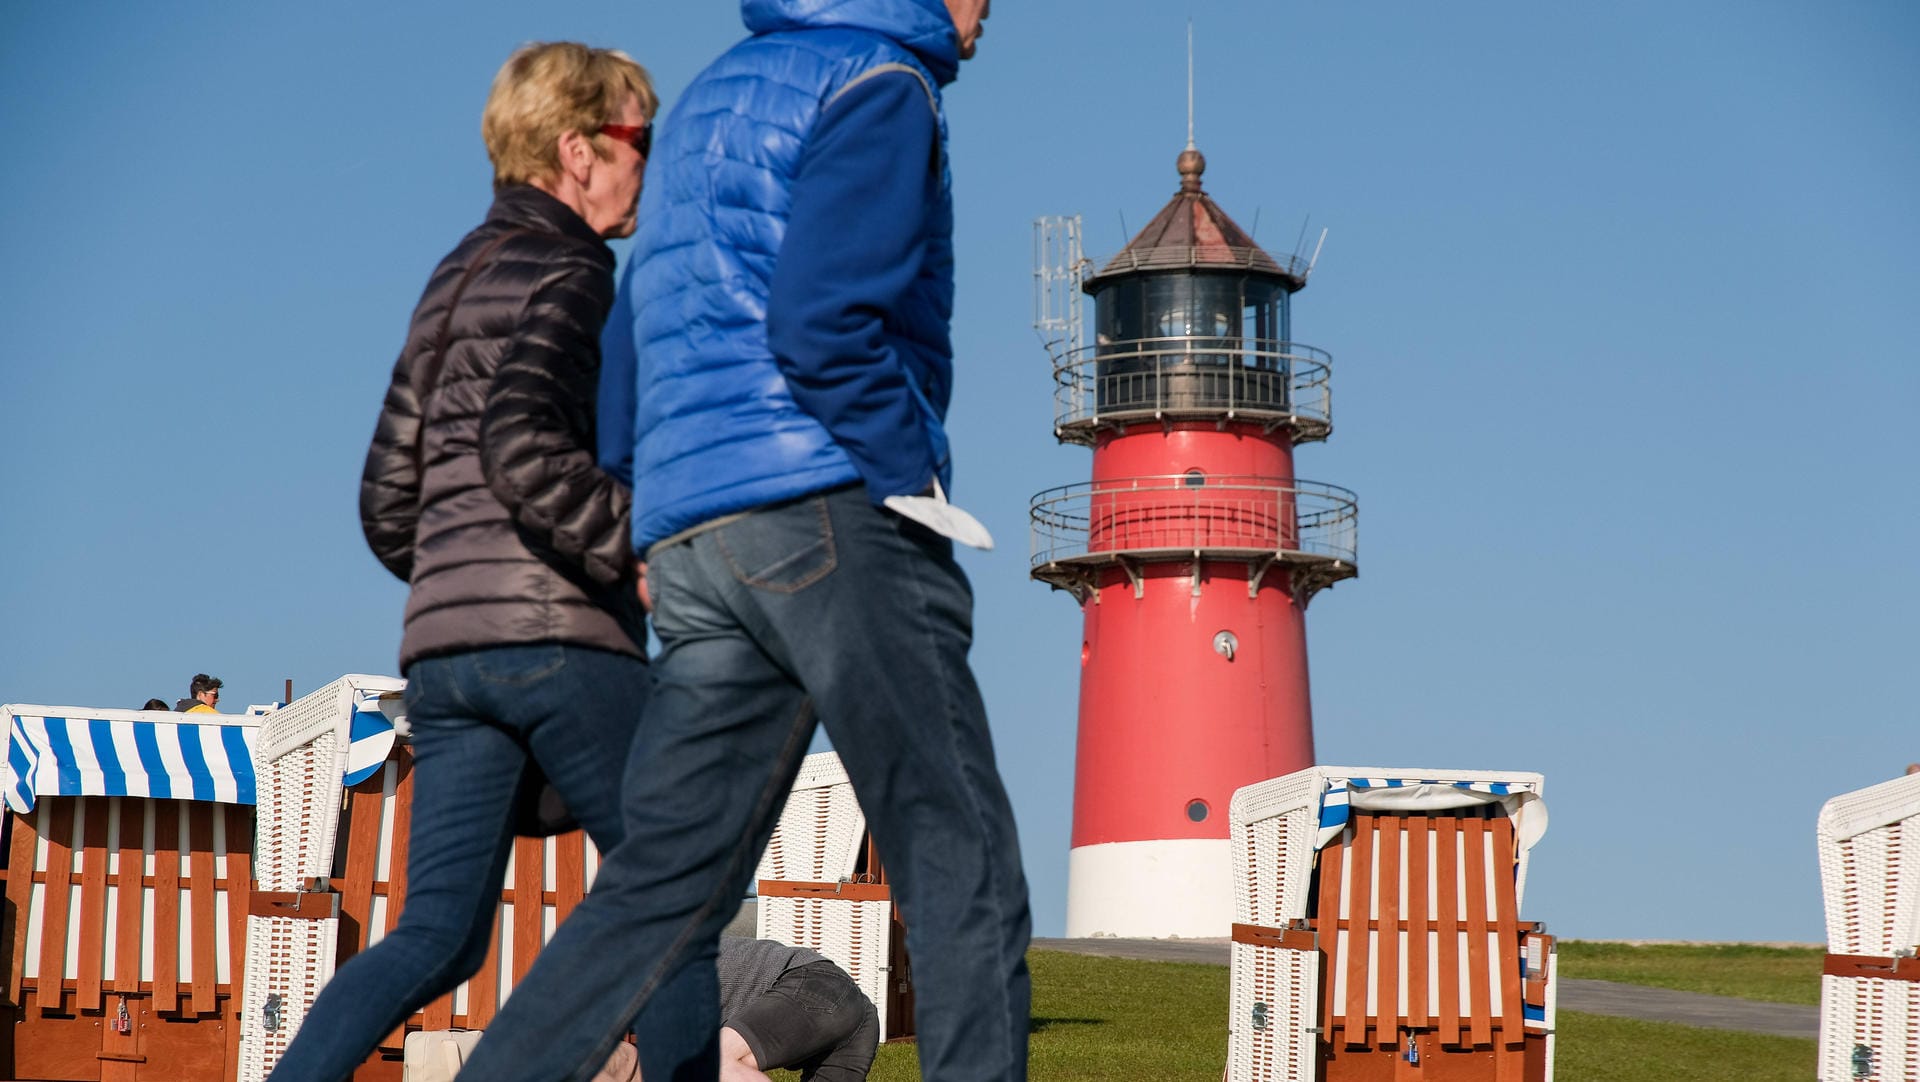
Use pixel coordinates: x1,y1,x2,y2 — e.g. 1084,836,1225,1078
359,185,644,668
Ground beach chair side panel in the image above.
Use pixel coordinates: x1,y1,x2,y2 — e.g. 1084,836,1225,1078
1815,774,1920,1082
1224,769,1322,1082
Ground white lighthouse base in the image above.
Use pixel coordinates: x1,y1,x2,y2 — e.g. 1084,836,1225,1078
1065,839,1232,939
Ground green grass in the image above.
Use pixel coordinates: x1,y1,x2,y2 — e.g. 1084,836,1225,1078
768,949,1818,1081
1556,941,1824,1006
1553,1011,1815,1081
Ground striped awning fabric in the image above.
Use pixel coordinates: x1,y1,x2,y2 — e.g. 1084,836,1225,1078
4,686,401,813
4,708,260,812
1317,775,1546,850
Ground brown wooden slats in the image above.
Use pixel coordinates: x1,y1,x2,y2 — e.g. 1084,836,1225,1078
457,909,500,1029
1373,819,1401,1050
1433,815,1461,1047
557,830,586,919
113,799,145,994
188,803,219,1014
225,804,254,1015
76,797,112,1011
38,800,76,1014
6,808,42,1007
338,782,384,966
1405,814,1430,1029
380,755,415,1052
152,801,181,1014
512,837,545,985
1491,815,1523,1048
1341,813,1374,1047
1315,819,1345,1046
1462,815,1492,1048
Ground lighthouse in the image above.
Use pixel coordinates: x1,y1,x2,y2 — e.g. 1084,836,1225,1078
1030,145,1358,938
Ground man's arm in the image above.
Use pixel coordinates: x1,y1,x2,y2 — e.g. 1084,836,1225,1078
596,263,638,489
766,70,941,502
479,255,634,590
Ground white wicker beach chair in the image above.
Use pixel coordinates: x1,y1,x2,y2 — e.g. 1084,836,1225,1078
755,751,908,1039
1816,772,1920,1082
1227,766,1554,1082
237,674,402,1082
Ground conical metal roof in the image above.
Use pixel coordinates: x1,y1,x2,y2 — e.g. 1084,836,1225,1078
1085,147,1306,290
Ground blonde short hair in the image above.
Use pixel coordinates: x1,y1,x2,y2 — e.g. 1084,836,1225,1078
482,42,657,188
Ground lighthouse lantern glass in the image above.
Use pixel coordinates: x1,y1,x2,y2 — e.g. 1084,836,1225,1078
1094,273,1288,352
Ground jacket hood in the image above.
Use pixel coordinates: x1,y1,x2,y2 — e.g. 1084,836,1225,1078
743,0,960,84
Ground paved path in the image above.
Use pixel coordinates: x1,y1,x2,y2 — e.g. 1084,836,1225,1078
1030,938,1819,1040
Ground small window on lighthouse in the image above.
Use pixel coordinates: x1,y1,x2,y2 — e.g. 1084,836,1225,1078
1183,469,1206,487
1186,799,1210,823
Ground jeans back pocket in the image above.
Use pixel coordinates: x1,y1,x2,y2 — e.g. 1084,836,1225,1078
713,496,838,593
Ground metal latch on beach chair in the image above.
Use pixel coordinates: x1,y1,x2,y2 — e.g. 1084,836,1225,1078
248,876,343,919
1823,948,1920,982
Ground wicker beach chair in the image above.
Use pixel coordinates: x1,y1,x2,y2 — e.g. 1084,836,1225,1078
1227,766,1554,1082
237,675,402,1082
1816,772,1920,1082
755,751,913,1040
2,701,264,1081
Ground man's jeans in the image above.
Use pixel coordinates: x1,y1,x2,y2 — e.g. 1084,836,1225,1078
267,643,651,1082
460,485,1032,1082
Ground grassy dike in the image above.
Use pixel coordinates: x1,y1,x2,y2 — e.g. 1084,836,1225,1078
796,945,1823,1081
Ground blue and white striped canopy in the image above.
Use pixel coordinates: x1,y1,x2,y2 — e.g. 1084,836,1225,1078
4,709,259,812
1317,774,1545,850
4,689,401,814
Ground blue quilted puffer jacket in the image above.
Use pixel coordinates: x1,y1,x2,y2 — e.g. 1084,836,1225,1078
619,0,959,549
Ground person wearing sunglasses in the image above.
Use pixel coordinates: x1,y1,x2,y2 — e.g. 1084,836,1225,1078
458,3,1027,1082
269,41,658,1082
180,672,222,713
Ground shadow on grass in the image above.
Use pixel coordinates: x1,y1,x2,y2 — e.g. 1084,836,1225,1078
1030,1016,1104,1033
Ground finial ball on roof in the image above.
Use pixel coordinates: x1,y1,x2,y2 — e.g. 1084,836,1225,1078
1177,147,1207,192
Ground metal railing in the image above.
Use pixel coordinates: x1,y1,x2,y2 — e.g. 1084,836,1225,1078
1093,245,1309,279
1029,474,1359,573
1050,338,1333,443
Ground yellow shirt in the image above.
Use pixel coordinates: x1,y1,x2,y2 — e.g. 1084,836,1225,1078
185,703,217,714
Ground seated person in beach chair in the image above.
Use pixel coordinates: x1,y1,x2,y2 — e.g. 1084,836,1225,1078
599,936,878,1082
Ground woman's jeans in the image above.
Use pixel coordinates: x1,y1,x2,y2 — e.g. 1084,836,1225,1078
267,643,651,1082
458,485,1032,1082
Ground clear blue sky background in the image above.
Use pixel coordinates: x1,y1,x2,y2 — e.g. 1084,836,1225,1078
2,1,1914,942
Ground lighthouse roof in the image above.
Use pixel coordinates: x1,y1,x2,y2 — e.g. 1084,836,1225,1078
1086,146,1307,290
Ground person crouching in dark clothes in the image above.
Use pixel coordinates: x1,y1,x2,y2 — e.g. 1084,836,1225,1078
596,937,879,1082
719,937,879,1081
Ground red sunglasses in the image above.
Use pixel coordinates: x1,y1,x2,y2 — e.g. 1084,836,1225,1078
598,122,652,159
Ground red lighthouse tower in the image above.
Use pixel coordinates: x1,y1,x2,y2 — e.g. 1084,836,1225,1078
1031,145,1358,938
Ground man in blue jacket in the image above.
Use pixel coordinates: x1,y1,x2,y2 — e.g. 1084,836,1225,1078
459,2,1027,1081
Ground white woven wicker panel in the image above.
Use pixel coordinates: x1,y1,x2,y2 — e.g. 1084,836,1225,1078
1816,774,1920,1081
1818,974,1918,1082
1226,942,1317,1082
756,751,867,883
1229,769,1321,926
755,893,895,1038
252,679,356,890
1818,774,1920,956
236,913,339,1082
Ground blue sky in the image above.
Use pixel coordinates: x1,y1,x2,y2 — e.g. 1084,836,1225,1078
2,1,1915,942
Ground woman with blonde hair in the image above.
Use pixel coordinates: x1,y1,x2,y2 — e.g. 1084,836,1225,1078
270,41,657,1080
